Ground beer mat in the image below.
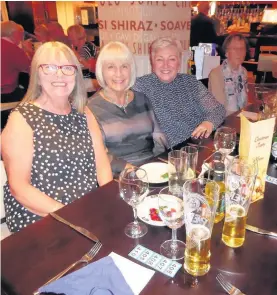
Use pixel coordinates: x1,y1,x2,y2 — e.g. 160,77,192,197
128,245,182,278
265,175,277,185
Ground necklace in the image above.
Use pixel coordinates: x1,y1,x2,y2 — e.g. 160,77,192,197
103,90,129,113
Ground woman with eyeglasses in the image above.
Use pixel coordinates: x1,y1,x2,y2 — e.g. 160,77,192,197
209,33,249,116
1,41,113,233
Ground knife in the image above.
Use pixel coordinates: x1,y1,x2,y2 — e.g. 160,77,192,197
50,212,99,242
246,224,277,238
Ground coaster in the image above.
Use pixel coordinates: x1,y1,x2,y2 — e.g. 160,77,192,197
129,244,182,278
265,175,277,185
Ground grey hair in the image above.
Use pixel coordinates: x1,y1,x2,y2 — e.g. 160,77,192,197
150,37,183,61
20,41,87,113
1,21,23,38
222,33,249,54
96,41,136,90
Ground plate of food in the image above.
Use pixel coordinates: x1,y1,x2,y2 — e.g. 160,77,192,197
139,162,168,184
137,195,165,226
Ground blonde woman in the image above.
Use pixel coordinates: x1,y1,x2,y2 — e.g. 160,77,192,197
87,41,167,174
133,37,226,147
1,42,112,233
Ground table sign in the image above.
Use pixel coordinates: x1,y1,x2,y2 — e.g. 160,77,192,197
239,115,275,202
129,245,182,278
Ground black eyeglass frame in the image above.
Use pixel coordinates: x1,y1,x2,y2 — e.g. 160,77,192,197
39,64,78,76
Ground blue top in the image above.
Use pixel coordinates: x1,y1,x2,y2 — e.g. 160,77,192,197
133,73,226,147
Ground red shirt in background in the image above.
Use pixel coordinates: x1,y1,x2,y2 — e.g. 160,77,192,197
1,38,30,94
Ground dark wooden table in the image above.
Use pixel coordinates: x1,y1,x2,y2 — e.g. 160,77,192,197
2,107,277,295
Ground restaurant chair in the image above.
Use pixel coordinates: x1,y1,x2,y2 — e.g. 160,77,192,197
256,46,277,83
1,161,11,240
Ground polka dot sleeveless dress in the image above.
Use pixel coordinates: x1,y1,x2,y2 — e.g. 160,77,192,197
4,103,98,233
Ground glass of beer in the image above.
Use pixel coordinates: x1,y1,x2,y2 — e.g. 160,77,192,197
168,149,198,197
183,178,219,277
222,157,256,248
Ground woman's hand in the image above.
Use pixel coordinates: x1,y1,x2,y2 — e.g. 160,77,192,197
191,121,214,139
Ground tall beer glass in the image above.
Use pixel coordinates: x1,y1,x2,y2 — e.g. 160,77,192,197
183,179,219,277
222,157,256,248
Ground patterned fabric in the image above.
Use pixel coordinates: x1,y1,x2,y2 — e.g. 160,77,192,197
4,103,98,233
88,91,167,174
133,73,226,148
222,59,248,112
79,41,97,79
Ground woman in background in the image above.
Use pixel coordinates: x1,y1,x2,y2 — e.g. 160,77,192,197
133,37,226,148
1,41,112,233
209,33,248,116
88,41,167,175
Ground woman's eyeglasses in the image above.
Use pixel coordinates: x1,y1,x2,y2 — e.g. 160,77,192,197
39,64,77,76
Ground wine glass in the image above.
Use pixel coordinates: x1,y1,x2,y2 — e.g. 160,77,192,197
119,167,149,238
214,127,237,158
158,186,186,260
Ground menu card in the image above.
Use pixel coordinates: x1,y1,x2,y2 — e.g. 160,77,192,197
239,115,275,202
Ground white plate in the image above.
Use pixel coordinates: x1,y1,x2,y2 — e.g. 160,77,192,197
137,195,165,227
139,162,168,184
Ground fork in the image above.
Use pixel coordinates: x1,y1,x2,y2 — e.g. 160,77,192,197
216,273,246,295
44,241,102,286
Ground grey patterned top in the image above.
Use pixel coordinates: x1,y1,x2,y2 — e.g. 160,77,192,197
88,91,167,174
133,73,226,147
4,103,97,233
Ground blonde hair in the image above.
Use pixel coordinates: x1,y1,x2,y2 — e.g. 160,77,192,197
96,41,136,90
20,41,87,113
1,21,23,38
150,37,183,61
67,24,85,38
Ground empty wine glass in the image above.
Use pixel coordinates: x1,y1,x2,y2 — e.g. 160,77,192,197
119,167,149,238
214,127,237,158
158,186,186,260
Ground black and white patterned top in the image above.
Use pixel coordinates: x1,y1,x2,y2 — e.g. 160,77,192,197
4,103,98,233
133,73,226,147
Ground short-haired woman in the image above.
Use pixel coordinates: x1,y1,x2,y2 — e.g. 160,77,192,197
133,37,226,148
87,41,167,174
209,33,249,115
67,25,98,93
1,42,113,233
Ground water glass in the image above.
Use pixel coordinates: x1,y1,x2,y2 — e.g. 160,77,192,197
158,186,185,260
183,178,219,277
222,157,256,248
119,167,149,238
168,148,198,197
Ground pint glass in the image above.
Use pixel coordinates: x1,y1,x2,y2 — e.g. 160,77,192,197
222,158,256,248
183,179,219,276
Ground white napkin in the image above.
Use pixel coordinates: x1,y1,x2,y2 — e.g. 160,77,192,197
109,252,155,295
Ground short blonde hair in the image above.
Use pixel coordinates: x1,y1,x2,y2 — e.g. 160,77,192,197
96,41,136,90
1,21,23,38
20,41,87,113
150,37,183,61
67,24,85,38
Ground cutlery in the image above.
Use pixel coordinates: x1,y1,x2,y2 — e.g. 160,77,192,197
158,157,168,163
34,241,102,294
246,224,277,238
187,142,215,151
216,273,246,295
50,212,99,243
